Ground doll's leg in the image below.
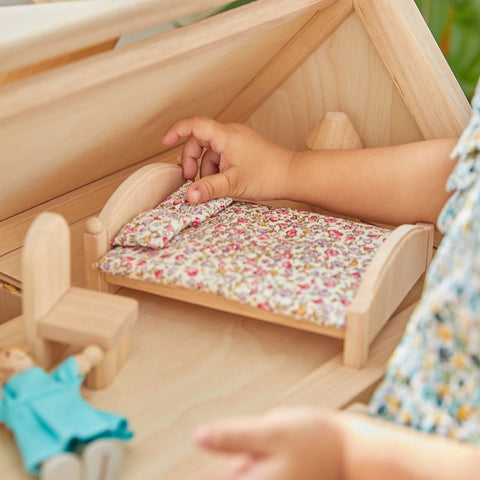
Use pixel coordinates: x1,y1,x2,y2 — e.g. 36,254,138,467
40,453,81,480
82,439,124,480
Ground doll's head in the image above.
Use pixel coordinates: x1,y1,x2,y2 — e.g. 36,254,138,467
0,346,35,386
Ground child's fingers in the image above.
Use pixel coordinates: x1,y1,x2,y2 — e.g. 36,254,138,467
201,148,221,178
162,116,227,152
187,173,231,204
193,418,274,456
181,135,205,180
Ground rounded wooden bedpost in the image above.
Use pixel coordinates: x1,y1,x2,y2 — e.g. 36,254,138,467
84,215,110,292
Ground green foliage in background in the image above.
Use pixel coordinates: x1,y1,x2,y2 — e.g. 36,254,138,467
217,0,479,99
415,0,480,99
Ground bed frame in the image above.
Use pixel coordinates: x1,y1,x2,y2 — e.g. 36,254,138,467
84,111,435,368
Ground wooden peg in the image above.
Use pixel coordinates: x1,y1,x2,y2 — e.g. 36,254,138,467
305,111,363,150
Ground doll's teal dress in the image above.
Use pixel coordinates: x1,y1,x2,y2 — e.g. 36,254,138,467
368,81,480,444
0,357,133,475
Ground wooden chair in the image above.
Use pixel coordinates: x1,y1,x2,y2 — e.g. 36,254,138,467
22,212,138,389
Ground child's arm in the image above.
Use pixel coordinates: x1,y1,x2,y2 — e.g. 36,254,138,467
194,407,480,480
162,117,457,224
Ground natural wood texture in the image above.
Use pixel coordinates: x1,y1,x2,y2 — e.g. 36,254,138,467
216,0,353,124
0,283,21,324
86,157,432,366
3,0,324,74
99,163,184,240
37,287,137,349
104,275,346,340
22,212,70,367
0,39,118,86
0,6,314,222
354,0,471,139
21,212,138,388
279,302,415,407
302,111,432,367
305,111,363,150
0,147,182,259
245,11,425,150
344,223,433,367
0,289,416,479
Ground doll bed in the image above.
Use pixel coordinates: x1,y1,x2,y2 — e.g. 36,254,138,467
84,162,434,368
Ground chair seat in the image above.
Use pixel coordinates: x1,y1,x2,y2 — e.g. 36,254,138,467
36,287,137,349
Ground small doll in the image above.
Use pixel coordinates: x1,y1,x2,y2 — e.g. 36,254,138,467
0,345,133,480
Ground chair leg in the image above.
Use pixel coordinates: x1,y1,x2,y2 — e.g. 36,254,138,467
84,334,130,389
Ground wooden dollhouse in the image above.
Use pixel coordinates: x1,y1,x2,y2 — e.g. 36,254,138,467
0,0,473,478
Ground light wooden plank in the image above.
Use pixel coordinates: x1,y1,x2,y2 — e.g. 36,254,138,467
37,287,137,349
217,0,353,123
278,302,415,407
0,147,182,258
105,274,346,339
245,11,425,150
354,0,471,138
0,0,257,74
0,292,416,479
0,8,312,221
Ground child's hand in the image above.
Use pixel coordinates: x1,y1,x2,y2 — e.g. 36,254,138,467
194,407,342,480
162,116,295,204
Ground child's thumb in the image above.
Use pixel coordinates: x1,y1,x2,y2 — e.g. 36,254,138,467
187,174,230,204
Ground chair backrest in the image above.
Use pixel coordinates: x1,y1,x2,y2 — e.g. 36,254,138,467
22,212,70,360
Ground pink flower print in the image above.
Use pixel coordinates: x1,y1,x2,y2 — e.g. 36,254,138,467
154,269,163,278
234,209,243,214
165,225,176,232
186,269,198,276
278,223,288,229
277,208,288,214
192,217,201,226
325,249,339,256
172,199,183,206
282,261,292,268
215,224,227,232
328,230,342,238
175,254,185,261
281,251,293,259
313,299,324,304
258,234,269,240
286,229,297,237
341,299,351,306
298,284,310,290
269,217,278,222
258,302,272,311
324,217,336,223
352,272,360,278
323,282,336,288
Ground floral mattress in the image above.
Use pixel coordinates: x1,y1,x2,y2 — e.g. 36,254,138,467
96,182,391,329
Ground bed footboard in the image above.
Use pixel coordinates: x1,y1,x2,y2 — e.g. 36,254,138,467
343,222,434,368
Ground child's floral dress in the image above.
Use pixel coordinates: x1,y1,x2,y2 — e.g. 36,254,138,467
368,81,480,444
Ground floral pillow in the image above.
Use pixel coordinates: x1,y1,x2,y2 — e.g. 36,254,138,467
112,181,233,249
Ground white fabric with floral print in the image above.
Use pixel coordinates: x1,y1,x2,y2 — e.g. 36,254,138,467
97,184,390,329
